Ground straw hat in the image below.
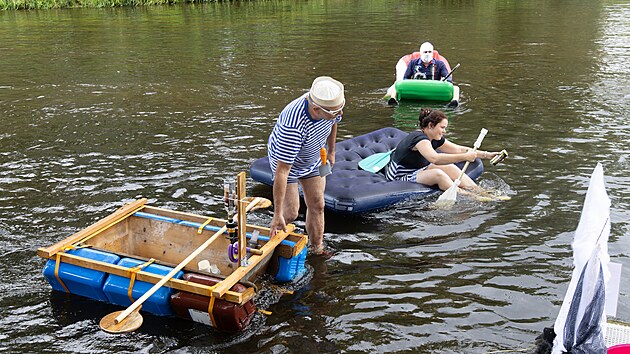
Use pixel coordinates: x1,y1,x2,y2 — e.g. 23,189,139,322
309,76,345,108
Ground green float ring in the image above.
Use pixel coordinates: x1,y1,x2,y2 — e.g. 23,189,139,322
395,80,454,102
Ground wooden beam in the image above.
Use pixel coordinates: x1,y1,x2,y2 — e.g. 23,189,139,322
213,224,295,298
37,199,147,259
142,206,225,228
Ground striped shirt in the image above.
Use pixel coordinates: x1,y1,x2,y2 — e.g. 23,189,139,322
267,93,342,181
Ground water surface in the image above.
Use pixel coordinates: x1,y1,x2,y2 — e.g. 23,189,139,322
1,1,629,353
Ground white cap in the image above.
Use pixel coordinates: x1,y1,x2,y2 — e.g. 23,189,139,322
309,76,345,108
419,42,434,63
419,42,434,53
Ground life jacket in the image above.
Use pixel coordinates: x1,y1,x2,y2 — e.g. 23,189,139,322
399,50,452,72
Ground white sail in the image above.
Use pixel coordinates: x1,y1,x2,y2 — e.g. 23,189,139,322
552,163,611,353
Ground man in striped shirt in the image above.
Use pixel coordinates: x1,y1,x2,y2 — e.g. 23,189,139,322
267,76,345,255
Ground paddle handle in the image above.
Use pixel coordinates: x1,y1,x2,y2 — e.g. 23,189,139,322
455,128,488,182
113,197,262,325
441,63,460,81
473,128,488,149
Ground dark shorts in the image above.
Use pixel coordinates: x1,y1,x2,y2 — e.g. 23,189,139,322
287,170,320,184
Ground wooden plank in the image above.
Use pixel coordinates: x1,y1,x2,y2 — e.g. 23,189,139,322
213,224,295,298
140,206,309,253
37,199,147,259
142,206,225,228
289,233,308,257
126,217,234,275
53,252,253,304
242,250,275,283
84,221,130,255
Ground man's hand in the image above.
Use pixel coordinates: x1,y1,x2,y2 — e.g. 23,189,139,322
269,214,287,237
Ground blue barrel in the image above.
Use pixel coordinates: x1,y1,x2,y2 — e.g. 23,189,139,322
275,246,308,282
42,248,120,302
103,258,183,316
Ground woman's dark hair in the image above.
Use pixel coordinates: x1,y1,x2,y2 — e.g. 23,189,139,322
418,109,447,129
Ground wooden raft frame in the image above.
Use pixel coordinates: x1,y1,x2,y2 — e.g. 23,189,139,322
37,188,307,305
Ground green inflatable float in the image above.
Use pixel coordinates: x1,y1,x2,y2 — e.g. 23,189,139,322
395,80,454,102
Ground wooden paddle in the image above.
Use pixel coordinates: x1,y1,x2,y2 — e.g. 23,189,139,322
436,128,488,205
358,149,395,173
99,196,270,334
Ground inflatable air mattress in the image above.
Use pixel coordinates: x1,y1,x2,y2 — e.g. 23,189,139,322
250,127,484,214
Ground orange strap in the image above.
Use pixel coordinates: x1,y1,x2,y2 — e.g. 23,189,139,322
54,253,70,293
127,272,137,302
207,296,217,328
127,258,156,302
53,244,88,293
206,285,218,328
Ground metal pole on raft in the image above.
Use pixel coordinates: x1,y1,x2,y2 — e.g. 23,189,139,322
237,172,248,267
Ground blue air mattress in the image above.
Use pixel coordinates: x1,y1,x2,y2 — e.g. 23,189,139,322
250,127,484,214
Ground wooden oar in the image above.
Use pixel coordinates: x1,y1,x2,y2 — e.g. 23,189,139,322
436,128,487,206
99,196,270,334
358,149,395,173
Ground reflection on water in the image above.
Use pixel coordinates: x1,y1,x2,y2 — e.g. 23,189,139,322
1,1,629,353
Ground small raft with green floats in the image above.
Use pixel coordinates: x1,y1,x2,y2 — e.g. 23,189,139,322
37,172,308,334
385,62,461,106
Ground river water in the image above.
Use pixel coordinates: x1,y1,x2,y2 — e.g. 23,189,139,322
1,1,629,353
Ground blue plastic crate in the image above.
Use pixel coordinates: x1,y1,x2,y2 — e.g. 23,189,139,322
103,258,183,316
42,248,120,302
275,246,307,282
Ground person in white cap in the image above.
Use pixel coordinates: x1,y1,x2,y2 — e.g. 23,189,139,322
267,76,345,255
395,43,452,82
385,42,459,107
403,42,451,82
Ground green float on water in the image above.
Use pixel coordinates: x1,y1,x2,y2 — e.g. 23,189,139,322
395,80,455,102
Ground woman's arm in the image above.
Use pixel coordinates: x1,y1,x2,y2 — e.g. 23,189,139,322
437,139,470,154
417,140,496,165
436,139,500,160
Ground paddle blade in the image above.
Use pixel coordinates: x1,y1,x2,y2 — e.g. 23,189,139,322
100,308,143,334
436,179,462,206
437,185,458,204
243,197,272,211
358,151,393,173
